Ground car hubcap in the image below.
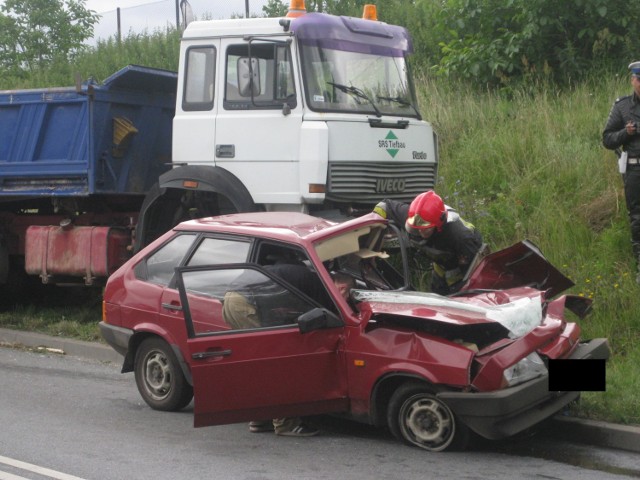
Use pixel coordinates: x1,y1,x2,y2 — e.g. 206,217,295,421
401,395,454,451
144,351,172,400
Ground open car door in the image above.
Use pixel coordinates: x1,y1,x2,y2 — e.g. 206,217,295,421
176,264,349,427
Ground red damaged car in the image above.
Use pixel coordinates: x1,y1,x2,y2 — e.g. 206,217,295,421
100,211,610,452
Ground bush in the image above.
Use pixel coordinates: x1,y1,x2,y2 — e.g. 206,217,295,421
430,0,640,86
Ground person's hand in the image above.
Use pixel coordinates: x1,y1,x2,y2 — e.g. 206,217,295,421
626,121,637,135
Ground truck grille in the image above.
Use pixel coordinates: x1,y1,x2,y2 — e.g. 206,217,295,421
327,162,438,205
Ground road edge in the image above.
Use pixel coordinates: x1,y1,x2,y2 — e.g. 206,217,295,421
0,327,122,364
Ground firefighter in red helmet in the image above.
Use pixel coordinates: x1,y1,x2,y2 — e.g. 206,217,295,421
374,190,484,295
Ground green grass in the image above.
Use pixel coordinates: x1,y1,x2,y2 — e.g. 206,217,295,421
0,304,102,343
417,73,640,425
0,285,103,342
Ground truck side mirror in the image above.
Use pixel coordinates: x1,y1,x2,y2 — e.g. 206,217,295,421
237,57,260,97
298,308,344,334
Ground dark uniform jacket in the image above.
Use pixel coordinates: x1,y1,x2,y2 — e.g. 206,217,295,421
603,93,640,155
375,198,483,295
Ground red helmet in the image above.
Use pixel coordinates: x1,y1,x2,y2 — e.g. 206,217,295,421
405,191,447,232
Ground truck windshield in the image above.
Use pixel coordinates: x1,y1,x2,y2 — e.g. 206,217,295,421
300,45,418,117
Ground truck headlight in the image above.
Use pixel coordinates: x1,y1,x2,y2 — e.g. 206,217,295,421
502,352,547,387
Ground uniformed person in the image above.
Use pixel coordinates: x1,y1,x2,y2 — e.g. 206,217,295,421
373,190,484,295
602,61,640,283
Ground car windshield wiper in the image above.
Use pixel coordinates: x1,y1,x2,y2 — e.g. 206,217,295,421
327,81,382,118
377,95,422,120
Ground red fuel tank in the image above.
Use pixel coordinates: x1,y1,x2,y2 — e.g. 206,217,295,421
25,225,131,285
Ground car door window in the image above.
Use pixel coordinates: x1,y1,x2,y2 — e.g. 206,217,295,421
253,241,339,311
179,266,317,336
187,237,250,266
139,233,197,285
138,234,251,287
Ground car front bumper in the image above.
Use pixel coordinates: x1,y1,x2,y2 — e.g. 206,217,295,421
437,338,610,440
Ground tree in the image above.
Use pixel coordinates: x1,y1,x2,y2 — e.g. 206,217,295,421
0,0,98,73
262,0,288,17
321,0,368,16
262,0,368,17
431,0,640,86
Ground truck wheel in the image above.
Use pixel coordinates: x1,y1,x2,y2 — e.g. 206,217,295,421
387,382,468,452
134,337,193,411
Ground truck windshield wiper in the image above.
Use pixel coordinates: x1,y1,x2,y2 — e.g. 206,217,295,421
327,81,382,118
377,95,410,105
377,95,422,120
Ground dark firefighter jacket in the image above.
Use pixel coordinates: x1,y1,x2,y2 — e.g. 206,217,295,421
374,198,483,295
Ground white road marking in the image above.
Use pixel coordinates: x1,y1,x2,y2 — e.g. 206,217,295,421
0,471,29,480
0,455,87,480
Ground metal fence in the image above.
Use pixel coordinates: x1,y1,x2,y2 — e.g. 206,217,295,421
92,1,266,42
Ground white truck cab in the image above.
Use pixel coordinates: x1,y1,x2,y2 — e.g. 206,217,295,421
137,3,437,247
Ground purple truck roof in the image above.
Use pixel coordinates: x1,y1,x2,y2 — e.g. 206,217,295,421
291,12,413,57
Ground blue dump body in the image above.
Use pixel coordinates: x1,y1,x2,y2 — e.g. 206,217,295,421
0,65,177,198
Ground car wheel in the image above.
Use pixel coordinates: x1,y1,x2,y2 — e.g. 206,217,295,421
388,382,468,452
134,337,193,411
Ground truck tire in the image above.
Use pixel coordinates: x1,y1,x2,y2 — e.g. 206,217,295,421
135,165,257,251
134,337,193,411
387,381,469,452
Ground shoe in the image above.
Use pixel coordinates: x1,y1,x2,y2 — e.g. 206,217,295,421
275,423,319,437
249,420,274,433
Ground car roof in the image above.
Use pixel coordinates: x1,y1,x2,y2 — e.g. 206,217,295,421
173,211,387,244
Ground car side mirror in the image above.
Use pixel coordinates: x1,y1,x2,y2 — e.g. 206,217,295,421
298,308,344,334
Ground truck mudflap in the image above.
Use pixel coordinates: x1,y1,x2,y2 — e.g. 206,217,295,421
436,338,610,440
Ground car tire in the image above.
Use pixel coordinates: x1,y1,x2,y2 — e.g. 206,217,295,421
134,337,193,411
387,381,468,452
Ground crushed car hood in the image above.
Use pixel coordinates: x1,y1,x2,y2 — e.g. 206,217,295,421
459,240,574,298
353,288,544,341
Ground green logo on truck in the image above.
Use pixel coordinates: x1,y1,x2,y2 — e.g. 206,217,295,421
378,131,406,158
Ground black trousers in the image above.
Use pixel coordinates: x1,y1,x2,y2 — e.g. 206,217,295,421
623,165,640,257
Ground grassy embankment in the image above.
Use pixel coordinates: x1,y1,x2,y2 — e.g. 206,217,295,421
417,73,640,425
0,45,637,424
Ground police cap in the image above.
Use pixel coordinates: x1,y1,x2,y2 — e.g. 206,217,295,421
629,61,640,76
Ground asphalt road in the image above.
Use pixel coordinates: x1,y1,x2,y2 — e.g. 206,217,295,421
2,327,639,453
1,344,640,480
